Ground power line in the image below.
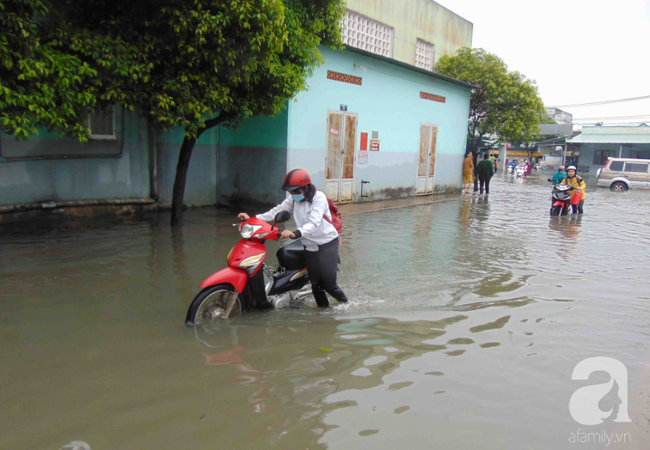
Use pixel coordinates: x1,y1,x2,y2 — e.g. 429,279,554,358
548,95,650,108
572,121,650,126
572,114,650,120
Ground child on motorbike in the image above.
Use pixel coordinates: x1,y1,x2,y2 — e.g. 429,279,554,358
238,169,348,308
552,166,567,185
561,165,586,214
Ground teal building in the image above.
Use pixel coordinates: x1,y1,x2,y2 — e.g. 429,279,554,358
1,47,471,216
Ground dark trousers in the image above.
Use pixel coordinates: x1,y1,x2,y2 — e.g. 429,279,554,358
250,268,272,309
571,200,584,214
479,177,491,194
304,238,347,307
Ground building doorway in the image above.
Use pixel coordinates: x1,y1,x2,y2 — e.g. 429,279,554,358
416,123,438,195
325,111,357,203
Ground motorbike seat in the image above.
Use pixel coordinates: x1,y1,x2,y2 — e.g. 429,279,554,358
276,240,306,271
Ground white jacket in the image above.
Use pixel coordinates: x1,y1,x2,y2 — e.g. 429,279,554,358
257,191,338,251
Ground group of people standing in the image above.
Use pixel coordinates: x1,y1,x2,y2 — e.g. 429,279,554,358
463,154,587,214
463,153,495,195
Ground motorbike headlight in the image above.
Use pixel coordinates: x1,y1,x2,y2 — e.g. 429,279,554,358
240,223,262,239
239,254,265,274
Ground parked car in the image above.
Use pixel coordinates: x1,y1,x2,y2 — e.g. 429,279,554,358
597,158,650,191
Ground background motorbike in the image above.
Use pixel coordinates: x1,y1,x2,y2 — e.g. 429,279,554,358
516,165,526,178
185,210,311,325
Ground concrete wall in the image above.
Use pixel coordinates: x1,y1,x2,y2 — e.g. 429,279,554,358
0,109,150,206
155,127,217,208
287,47,471,201
0,109,221,209
346,0,473,66
217,110,289,208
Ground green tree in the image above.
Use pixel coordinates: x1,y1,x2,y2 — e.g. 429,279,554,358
1,0,345,225
435,48,546,182
0,0,103,140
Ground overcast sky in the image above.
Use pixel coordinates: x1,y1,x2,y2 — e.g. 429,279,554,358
441,0,650,125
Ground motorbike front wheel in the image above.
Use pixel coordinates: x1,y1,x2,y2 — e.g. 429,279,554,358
185,284,243,325
551,205,564,216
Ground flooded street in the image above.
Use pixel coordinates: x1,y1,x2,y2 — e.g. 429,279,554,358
2,175,650,450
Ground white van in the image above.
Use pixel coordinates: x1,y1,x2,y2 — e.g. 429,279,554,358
597,158,650,191
541,155,564,170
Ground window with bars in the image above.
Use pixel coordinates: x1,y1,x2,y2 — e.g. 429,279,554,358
415,39,435,71
342,10,394,58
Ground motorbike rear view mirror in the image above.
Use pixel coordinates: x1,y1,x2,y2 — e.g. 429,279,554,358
547,178,552,182
274,211,291,224
271,211,291,230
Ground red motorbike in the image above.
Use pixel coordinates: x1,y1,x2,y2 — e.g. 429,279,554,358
185,211,311,325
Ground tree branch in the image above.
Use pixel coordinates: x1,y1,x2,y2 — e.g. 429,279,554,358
199,112,237,136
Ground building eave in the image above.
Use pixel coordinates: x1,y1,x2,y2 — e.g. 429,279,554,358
343,46,475,90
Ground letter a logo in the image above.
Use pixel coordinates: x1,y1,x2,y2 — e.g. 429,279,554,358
569,357,631,425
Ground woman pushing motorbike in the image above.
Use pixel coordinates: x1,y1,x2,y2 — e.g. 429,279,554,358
238,169,348,308
561,165,587,214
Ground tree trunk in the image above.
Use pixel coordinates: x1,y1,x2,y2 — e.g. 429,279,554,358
170,113,233,226
171,135,198,226
471,135,482,192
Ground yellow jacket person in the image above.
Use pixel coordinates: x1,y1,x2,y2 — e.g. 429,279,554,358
561,165,586,213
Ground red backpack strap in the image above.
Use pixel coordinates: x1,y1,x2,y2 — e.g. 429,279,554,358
327,198,338,215
322,197,342,232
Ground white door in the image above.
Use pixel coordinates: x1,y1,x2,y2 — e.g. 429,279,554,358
417,123,438,195
326,112,357,203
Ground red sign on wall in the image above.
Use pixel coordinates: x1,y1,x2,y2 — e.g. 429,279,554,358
360,132,368,151
370,139,380,151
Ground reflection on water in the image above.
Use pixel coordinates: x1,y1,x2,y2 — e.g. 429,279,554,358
2,176,650,449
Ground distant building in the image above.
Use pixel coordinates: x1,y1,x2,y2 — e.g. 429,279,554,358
545,107,573,124
566,126,650,176
343,0,473,68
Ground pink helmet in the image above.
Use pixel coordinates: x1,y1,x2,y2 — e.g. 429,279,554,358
559,165,565,170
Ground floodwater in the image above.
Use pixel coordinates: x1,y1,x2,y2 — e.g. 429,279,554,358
2,175,650,450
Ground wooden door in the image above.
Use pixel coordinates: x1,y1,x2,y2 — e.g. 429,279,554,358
341,114,357,202
325,112,344,201
325,111,356,203
417,123,438,195
427,126,438,194
417,125,431,195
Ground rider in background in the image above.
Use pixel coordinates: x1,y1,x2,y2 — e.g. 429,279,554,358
552,165,567,185
561,165,586,214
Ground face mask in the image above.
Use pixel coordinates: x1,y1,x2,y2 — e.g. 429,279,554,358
291,194,304,202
